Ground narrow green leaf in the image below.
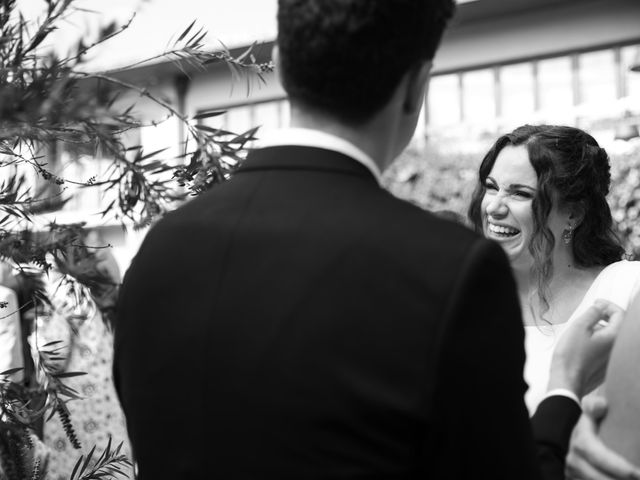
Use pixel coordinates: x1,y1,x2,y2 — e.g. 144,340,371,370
53,371,87,379
192,110,226,120
70,454,84,480
176,20,197,43
194,125,235,136
137,147,169,162
81,444,97,474
236,42,256,63
0,367,24,376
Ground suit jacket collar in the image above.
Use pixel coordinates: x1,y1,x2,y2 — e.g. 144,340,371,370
254,128,382,182
238,146,380,185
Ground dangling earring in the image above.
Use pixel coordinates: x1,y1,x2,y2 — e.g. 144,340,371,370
563,224,574,245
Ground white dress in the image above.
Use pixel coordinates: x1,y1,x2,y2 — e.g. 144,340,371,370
524,260,640,415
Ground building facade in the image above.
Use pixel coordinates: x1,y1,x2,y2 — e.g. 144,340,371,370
29,0,640,269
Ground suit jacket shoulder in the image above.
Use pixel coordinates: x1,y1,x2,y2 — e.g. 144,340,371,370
115,147,577,479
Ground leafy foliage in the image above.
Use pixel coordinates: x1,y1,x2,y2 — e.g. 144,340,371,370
1,0,270,477
609,139,640,259
383,140,480,223
69,437,131,480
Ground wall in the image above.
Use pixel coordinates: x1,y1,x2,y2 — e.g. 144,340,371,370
436,0,640,73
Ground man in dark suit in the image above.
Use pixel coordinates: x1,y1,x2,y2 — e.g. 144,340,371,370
113,1,631,478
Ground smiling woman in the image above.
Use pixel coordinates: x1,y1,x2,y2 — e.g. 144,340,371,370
481,145,539,270
468,124,640,413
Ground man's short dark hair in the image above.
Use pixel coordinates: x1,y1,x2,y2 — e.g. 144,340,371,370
277,0,455,124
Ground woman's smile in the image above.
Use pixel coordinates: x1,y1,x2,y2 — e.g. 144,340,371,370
486,221,521,239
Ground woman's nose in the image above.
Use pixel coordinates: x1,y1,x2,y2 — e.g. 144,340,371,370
484,193,508,218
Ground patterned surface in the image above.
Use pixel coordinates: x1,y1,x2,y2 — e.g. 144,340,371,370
37,292,133,480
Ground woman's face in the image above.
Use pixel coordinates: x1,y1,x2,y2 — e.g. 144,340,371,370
481,145,568,269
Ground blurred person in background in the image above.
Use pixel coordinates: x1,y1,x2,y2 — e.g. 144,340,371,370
35,229,132,480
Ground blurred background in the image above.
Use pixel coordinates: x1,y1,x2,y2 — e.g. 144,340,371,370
9,0,640,269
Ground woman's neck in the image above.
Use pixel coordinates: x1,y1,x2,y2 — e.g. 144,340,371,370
513,253,605,326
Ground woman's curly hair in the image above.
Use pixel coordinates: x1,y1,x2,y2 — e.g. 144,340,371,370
468,124,625,321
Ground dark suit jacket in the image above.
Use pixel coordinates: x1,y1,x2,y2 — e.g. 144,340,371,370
114,145,580,479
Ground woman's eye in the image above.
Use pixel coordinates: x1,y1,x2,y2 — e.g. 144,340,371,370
513,190,533,199
484,182,498,191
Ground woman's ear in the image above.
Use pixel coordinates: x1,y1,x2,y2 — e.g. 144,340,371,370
568,204,586,229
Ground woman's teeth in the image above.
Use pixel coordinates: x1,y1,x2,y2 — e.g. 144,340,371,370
488,224,520,237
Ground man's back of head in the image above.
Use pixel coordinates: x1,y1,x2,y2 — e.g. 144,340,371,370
277,0,455,125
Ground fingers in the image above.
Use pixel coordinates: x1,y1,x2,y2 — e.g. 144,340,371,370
566,458,639,480
566,456,618,480
582,395,608,421
574,304,611,330
566,413,640,480
593,299,625,332
573,301,625,340
593,299,624,316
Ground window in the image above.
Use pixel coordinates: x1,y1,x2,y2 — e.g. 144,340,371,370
139,117,179,157
500,62,535,121
225,105,254,134
579,50,616,106
461,69,496,124
537,56,574,117
621,45,640,100
61,128,142,214
428,74,461,126
198,99,289,137
252,101,284,133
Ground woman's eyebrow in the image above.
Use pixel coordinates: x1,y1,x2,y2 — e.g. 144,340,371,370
486,177,536,191
508,183,537,191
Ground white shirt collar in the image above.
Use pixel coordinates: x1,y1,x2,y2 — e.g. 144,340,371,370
255,128,382,184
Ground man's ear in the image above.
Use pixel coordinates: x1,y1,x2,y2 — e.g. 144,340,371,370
403,60,432,115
